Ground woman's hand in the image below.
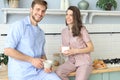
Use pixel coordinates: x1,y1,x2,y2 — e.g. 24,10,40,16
63,48,77,56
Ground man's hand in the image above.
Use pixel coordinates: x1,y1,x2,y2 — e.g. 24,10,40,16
44,67,53,73
31,58,45,69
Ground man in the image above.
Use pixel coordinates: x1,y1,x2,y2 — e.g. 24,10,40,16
4,0,61,80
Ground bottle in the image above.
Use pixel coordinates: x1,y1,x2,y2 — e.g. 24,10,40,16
64,0,69,10
4,0,9,8
60,0,65,10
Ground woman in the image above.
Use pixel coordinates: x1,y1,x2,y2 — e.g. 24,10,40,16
56,6,94,80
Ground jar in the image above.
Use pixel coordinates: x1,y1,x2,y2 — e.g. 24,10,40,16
53,53,61,66
9,0,19,8
53,53,65,66
64,0,69,10
78,0,89,10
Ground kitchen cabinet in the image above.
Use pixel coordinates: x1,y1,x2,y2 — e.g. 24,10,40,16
68,67,120,80
69,71,120,80
109,72,120,80
89,74,103,80
89,73,109,80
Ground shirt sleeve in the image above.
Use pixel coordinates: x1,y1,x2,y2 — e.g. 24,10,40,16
42,37,46,56
61,28,70,46
81,27,91,43
5,22,22,49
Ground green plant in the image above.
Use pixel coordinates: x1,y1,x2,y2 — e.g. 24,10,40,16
0,53,8,65
96,0,117,10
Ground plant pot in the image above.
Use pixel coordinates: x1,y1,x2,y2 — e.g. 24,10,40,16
105,3,112,10
0,63,7,71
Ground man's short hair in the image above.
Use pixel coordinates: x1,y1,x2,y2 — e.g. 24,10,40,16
31,0,48,9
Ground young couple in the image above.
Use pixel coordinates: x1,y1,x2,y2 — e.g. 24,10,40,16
4,0,94,80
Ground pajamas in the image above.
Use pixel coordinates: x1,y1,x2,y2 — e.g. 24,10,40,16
5,16,61,80
56,58,92,80
9,69,61,80
56,27,92,80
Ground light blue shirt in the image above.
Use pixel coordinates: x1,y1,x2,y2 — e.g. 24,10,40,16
4,16,60,80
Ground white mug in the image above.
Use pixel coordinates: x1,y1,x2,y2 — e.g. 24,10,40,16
61,46,70,53
43,60,53,69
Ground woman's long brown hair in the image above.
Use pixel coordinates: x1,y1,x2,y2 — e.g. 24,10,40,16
66,6,83,37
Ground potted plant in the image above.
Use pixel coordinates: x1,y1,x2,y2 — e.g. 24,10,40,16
96,0,117,10
0,53,8,65
0,53,8,71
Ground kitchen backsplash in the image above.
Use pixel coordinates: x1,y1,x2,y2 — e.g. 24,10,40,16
0,24,120,61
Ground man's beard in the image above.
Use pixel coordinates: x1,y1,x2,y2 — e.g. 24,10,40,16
32,16,41,23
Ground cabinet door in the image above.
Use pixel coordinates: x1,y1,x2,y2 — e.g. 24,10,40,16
102,73,109,80
69,76,74,80
89,74,103,80
69,74,103,80
109,72,120,80
69,72,120,80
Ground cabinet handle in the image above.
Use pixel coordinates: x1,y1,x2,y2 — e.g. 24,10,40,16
1,34,7,36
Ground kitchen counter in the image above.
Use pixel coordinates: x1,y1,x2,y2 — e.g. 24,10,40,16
0,69,8,80
53,66,120,76
69,67,120,76
0,67,120,79
92,67,120,74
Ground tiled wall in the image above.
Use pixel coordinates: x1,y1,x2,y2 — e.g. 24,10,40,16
90,34,120,60
45,35,61,60
0,24,9,53
0,24,120,61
